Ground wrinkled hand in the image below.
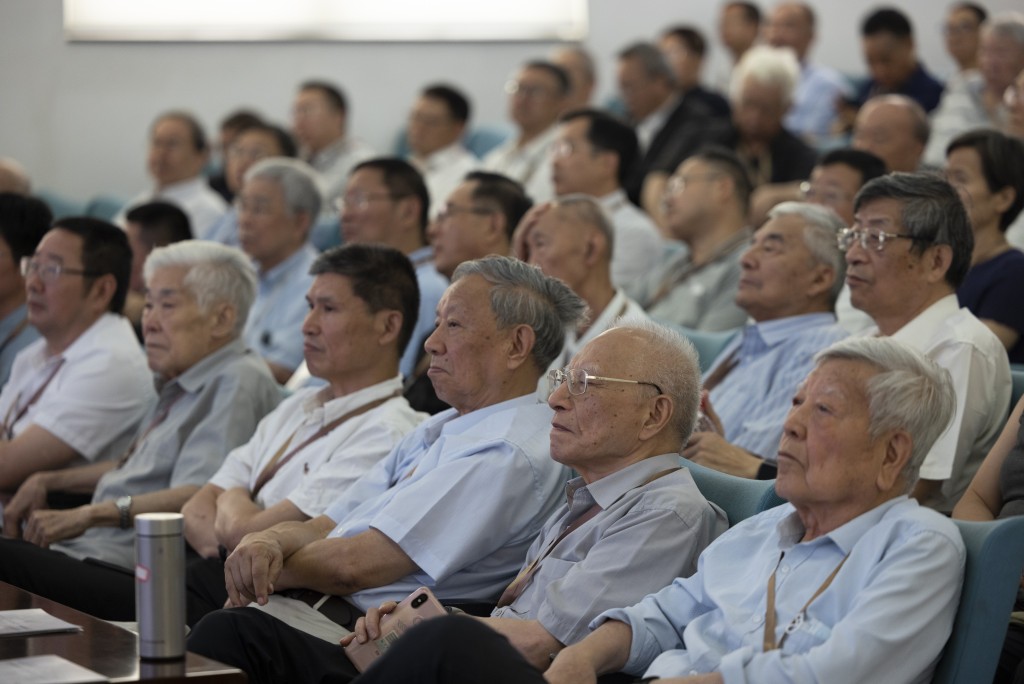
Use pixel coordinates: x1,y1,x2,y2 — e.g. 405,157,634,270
24,507,91,547
511,202,552,262
3,473,51,538
340,600,398,646
223,531,285,608
684,431,763,479
544,649,598,684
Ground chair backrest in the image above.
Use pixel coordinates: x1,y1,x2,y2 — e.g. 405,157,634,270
85,194,127,222
932,516,1024,684
682,457,786,526
675,326,741,373
1010,366,1024,413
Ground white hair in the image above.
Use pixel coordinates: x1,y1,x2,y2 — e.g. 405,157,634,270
729,44,800,108
767,201,847,304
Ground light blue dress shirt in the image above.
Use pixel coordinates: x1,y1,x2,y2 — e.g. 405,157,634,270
205,206,240,247
784,62,852,145
595,497,965,684
243,244,319,373
405,246,449,379
707,313,847,460
323,394,568,612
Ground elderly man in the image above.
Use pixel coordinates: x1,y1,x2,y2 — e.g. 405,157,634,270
844,172,1010,513
406,84,479,216
364,336,966,684
0,241,281,618
483,61,570,204
187,256,586,677
429,171,531,280
517,195,649,372
627,147,753,332
292,80,373,208
182,244,426,622
852,94,930,173
551,109,663,284
236,157,322,382
0,194,50,387
684,202,848,479
0,219,154,494
114,111,228,239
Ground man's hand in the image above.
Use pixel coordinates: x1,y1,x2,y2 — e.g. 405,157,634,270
24,507,92,547
511,202,552,262
3,472,51,537
684,432,763,479
223,530,286,607
340,600,399,647
543,647,599,684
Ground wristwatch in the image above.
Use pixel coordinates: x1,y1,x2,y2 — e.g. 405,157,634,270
115,495,133,530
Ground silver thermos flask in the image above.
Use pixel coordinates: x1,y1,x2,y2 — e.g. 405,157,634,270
135,512,186,660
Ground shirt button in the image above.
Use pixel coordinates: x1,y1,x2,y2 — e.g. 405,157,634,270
752,614,764,624
780,565,790,574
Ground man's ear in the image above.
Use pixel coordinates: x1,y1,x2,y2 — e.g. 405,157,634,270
209,302,237,340
374,309,403,347
923,244,954,285
877,429,913,494
88,273,118,314
637,394,674,442
505,323,537,371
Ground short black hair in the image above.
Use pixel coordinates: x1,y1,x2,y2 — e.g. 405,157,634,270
49,217,133,314
618,42,675,83
219,110,263,134
862,7,913,38
727,1,762,25
661,25,708,57
947,129,1024,231
300,80,348,114
236,121,298,158
0,193,52,263
421,84,471,124
310,244,420,358
522,61,572,97
819,148,888,187
691,146,755,214
352,157,431,238
952,2,988,25
465,171,533,239
153,111,207,152
125,201,193,250
560,108,639,188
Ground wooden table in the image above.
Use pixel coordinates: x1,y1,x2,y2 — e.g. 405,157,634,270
0,581,245,682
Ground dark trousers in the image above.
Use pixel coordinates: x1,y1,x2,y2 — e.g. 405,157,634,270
996,621,1024,684
184,554,231,626
188,606,361,684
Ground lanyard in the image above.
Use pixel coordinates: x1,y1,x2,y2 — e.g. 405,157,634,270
1,357,65,440
116,385,187,468
763,551,849,651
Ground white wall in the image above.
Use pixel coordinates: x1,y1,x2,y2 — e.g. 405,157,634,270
1,0,1018,201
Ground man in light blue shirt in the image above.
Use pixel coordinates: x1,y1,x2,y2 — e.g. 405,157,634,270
686,202,847,479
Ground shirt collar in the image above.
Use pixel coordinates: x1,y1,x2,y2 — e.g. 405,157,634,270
258,243,317,284
158,337,251,395
749,312,837,348
775,496,908,554
888,294,960,344
411,142,471,172
155,175,207,199
582,453,685,509
303,375,404,421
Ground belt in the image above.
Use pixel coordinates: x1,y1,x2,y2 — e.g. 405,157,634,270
281,589,363,631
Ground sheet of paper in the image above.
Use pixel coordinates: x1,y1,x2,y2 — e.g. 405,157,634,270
0,654,106,682
0,608,83,637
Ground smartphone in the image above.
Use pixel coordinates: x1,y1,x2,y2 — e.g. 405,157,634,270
344,586,447,672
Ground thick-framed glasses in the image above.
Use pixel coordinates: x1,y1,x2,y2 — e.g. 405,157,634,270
335,192,406,213
436,203,494,222
836,227,929,253
547,368,662,399
20,257,99,283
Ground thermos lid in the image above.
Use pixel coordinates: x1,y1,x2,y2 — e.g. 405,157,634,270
134,512,184,535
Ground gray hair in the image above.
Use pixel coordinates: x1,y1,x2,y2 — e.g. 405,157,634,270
612,316,701,442
983,12,1024,48
143,240,258,336
814,337,956,490
452,255,587,371
551,194,615,258
244,157,323,219
618,42,676,86
767,201,847,305
729,45,800,108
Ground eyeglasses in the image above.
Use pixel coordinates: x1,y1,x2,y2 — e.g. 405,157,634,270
800,181,851,206
436,203,494,222
666,173,721,196
504,80,555,99
21,257,99,282
547,367,662,399
335,192,406,213
234,196,281,217
836,227,930,253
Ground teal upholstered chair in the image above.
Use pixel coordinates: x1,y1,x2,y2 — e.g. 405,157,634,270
674,326,741,373
36,189,86,220
85,194,127,222
682,457,786,526
932,517,1024,684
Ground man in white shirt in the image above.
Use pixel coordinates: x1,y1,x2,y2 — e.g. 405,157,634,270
843,171,1010,512
115,112,228,239
551,109,663,286
482,61,570,204
0,219,154,495
406,84,479,217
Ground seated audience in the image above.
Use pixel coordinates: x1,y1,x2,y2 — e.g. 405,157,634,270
207,109,263,203
206,121,297,247
658,25,731,118
550,45,597,112
0,241,281,618
945,128,1024,363
114,111,228,239
852,94,931,172
0,194,50,387
123,201,193,336
186,256,585,658
1003,67,1024,248
352,336,965,684
687,202,848,479
292,80,373,209
943,2,987,77
482,61,569,204
182,244,426,622
237,157,321,383
627,147,753,332
710,1,763,93
551,108,663,284
843,171,1010,512
0,219,154,494
406,84,479,217
429,171,530,280
925,13,1024,166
